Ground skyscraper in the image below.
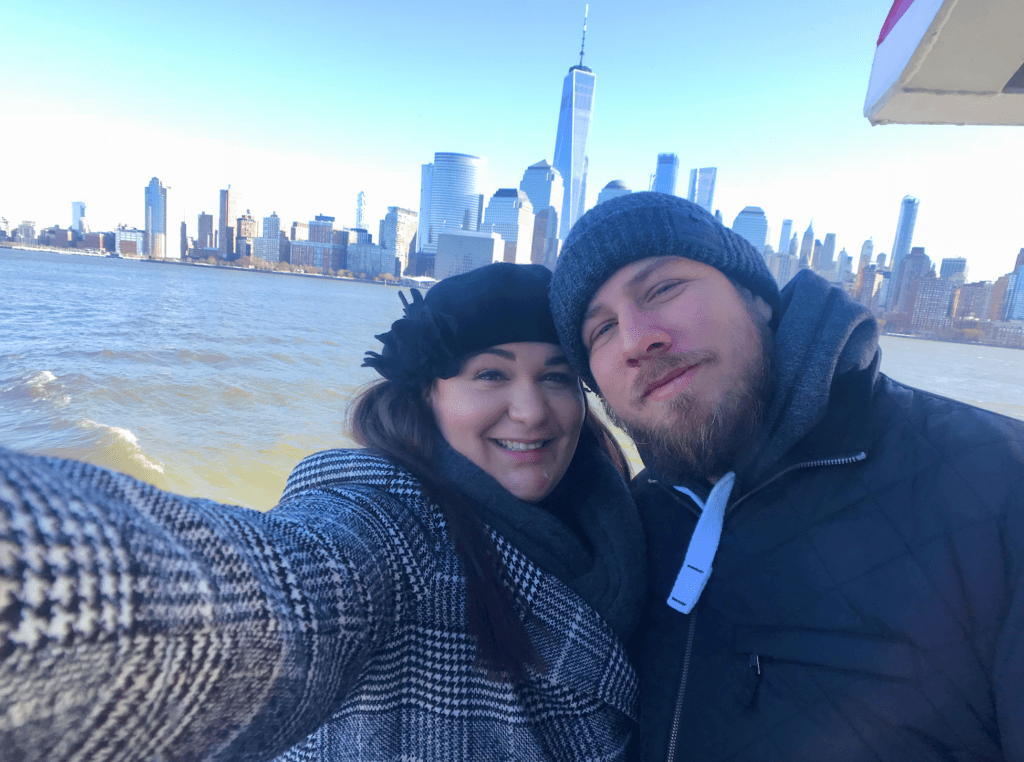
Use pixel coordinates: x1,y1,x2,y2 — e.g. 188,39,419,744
197,212,214,249
144,177,168,258
820,233,837,270
939,257,968,280
893,246,933,313
253,213,281,263
483,189,535,265
596,180,631,206
552,7,595,239
890,195,920,277
180,220,187,259
653,153,679,195
777,219,793,256
519,160,564,268
219,186,236,258
71,202,86,233
379,207,418,276
356,192,367,230
419,153,486,258
859,238,874,272
686,168,717,212
731,207,769,251
799,221,815,267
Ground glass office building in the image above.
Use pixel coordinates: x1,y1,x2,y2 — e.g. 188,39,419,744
687,167,717,212
144,177,168,257
731,206,769,251
553,64,595,239
419,152,485,256
653,154,679,195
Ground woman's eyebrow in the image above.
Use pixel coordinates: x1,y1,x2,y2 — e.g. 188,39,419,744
544,355,569,366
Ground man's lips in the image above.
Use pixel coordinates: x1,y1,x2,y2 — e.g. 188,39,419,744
642,363,700,399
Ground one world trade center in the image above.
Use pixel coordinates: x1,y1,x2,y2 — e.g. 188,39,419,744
553,6,595,241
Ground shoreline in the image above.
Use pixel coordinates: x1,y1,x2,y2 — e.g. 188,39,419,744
0,243,415,288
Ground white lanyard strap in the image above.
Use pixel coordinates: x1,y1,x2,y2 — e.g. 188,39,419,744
666,471,736,614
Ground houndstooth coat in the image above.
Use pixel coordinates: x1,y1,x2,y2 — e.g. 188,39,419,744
0,447,638,762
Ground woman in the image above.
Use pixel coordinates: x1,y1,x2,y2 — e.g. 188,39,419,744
0,263,646,761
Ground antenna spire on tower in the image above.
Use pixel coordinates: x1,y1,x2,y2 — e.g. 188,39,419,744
579,4,588,66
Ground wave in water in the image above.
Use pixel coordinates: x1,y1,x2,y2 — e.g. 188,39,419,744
78,418,166,474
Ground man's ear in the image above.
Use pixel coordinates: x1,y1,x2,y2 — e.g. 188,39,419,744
751,295,773,325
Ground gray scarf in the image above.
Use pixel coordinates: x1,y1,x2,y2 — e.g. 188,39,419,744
437,428,646,643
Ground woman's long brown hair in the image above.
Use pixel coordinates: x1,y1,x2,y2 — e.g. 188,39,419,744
349,379,628,681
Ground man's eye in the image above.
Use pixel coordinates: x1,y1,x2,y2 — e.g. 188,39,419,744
649,281,681,299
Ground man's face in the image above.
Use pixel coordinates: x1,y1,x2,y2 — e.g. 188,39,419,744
581,256,772,483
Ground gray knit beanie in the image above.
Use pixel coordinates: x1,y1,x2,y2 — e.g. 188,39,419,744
549,192,781,389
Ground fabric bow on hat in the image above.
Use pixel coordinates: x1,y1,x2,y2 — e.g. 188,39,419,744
362,289,461,387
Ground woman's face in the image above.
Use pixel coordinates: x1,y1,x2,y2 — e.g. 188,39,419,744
429,342,585,503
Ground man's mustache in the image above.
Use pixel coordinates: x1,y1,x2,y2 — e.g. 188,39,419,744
631,349,717,407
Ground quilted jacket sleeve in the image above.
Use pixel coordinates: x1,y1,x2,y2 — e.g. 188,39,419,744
0,449,398,762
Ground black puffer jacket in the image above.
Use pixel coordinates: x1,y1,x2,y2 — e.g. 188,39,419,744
629,275,1024,761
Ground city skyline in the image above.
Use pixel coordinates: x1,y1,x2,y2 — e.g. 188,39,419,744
2,1,1023,281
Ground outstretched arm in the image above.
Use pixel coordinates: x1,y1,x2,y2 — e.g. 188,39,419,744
0,449,396,762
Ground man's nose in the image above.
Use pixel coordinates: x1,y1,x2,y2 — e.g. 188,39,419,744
619,306,672,364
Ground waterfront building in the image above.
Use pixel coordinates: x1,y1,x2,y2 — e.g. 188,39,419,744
197,212,214,249
799,221,814,267
219,187,236,258
309,214,334,244
854,263,880,307
291,221,309,241
767,251,797,288
990,274,1012,320
519,160,564,268
144,177,168,258
940,257,968,280
434,230,504,280
777,220,793,256
289,241,335,272
892,245,933,314
653,154,679,195
15,221,36,243
482,189,534,265
71,202,86,233
859,238,874,272
0,218,9,237
820,233,837,269
876,251,887,269
731,206,769,251
356,192,367,231
419,153,486,257
686,168,717,212
596,180,631,207
1004,266,1024,321
910,274,956,329
416,163,432,255
889,195,920,283
552,10,595,240
836,248,853,284
253,213,281,263
115,225,145,256
347,241,392,278
379,207,418,276
811,240,823,270
953,281,993,319
232,211,258,259
180,221,188,259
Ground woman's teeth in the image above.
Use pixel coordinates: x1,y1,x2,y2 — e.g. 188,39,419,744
495,440,548,451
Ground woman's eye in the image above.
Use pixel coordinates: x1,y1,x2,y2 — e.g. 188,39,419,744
474,369,507,381
542,372,576,385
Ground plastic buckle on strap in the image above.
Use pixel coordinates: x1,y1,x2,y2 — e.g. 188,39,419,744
667,563,711,614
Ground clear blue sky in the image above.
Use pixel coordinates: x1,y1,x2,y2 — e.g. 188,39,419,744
3,0,1022,280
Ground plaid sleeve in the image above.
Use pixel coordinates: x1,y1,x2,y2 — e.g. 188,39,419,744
0,449,397,762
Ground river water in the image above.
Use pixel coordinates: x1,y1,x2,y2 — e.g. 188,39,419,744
3,247,1022,510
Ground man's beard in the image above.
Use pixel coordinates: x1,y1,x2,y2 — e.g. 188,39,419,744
603,321,773,485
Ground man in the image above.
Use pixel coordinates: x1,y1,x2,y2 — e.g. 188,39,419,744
549,192,1024,761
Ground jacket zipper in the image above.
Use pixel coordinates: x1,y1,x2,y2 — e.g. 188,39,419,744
664,610,697,762
652,450,867,762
